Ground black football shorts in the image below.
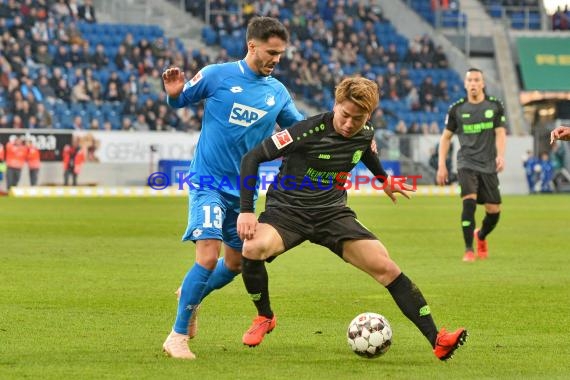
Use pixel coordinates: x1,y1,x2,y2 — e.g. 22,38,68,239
458,168,502,204
259,205,377,258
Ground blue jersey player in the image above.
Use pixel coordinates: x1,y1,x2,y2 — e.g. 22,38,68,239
162,17,304,359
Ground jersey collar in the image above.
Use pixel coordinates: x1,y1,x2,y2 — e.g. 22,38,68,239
238,60,269,80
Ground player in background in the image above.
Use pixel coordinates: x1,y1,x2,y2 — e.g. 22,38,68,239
161,16,304,359
436,68,506,262
550,125,570,143
237,77,467,361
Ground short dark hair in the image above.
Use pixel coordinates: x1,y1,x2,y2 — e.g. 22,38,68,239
246,16,289,43
467,67,483,74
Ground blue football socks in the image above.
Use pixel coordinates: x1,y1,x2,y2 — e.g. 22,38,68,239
173,263,212,334
200,257,239,302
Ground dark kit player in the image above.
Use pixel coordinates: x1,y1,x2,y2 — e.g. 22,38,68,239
237,77,467,361
436,68,506,262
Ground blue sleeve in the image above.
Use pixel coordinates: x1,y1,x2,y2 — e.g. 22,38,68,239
276,95,304,128
166,65,219,108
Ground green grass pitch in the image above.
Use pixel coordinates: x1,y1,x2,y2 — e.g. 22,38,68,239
1,194,569,379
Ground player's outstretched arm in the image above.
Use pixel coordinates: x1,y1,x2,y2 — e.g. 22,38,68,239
550,126,570,144
382,176,415,203
436,129,453,185
237,213,258,241
162,67,186,99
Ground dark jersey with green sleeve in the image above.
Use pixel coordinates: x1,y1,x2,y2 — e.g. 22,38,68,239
240,112,387,211
445,95,506,173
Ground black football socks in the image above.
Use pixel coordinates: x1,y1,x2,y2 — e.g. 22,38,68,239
387,272,438,347
479,212,500,240
242,257,274,319
462,198,477,250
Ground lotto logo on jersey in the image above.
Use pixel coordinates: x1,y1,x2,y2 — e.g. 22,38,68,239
271,130,293,149
229,103,268,127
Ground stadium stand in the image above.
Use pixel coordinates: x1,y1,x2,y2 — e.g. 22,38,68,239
407,0,468,29
478,0,543,30
186,0,466,133
1,0,568,192
0,1,567,142
0,0,195,132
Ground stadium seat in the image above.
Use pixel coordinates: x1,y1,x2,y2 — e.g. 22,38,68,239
202,26,217,45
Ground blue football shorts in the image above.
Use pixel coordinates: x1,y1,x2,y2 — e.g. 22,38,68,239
182,187,244,250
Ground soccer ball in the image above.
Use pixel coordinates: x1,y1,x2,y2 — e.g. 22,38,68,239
347,312,392,358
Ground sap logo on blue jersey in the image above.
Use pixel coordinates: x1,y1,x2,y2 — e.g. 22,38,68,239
229,102,268,127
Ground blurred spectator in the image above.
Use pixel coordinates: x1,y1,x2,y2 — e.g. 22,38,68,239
214,48,230,63
67,0,80,21
434,79,450,102
20,76,42,103
146,69,163,94
153,117,169,132
386,43,400,64
139,97,158,129
120,117,133,131
69,42,87,66
537,151,554,192
54,78,71,102
433,45,449,68
37,75,57,102
34,44,53,66
50,0,71,20
5,136,26,190
212,14,227,38
406,87,421,111
395,120,407,135
176,107,195,132
89,118,101,130
552,6,569,30
90,43,109,69
432,0,450,10
53,45,71,68
104,81,124,103
151,36,168,60
428,121,440,134
71,79,91,103
132,114,150,131
25,137,41,186
11,114,25,129
35,103,53,128
114,44,132,71
78,0,97,23
423,92,437,112
550,141,570,188
125,74,139,96
142,48,156,74
84,68,102,102
523,149,539,193
120,33,136,57
31,20,50,43
408,121,422,134
122,93,139,118
418,44,434,68
420,75,435,103
71,115,84,130
27,115,40,129
62,138,85,186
